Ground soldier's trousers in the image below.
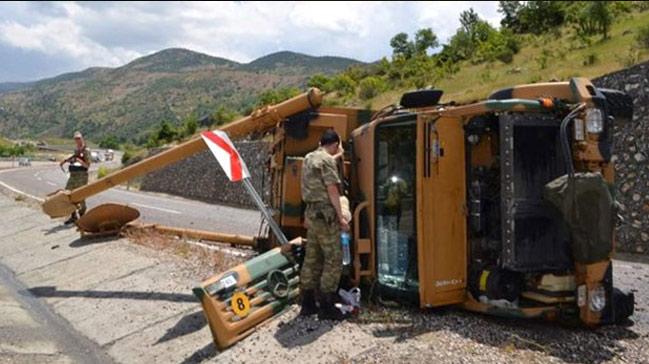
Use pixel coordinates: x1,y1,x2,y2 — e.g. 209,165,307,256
65,171,88,215
300,210,342,294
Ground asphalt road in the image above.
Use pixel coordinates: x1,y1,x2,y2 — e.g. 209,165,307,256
0,163,262,237
0,261,114,363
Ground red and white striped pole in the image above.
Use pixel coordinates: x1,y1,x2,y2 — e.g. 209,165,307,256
201,130,288,245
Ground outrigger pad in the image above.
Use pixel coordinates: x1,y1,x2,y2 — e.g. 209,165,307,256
76,203,140,235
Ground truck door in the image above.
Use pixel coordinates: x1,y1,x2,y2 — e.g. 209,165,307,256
374,116,419,301
417,115,467,307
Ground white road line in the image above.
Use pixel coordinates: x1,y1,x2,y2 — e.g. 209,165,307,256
46,181,57,186
131,202,181,214
0,181,44,202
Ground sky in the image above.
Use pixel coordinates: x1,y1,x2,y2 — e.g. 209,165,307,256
0,1,501,83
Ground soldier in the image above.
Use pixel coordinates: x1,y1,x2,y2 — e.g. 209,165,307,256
59,131,91,225
299,129,349,321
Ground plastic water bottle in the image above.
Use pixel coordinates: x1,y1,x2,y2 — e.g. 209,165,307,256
341,232,351,266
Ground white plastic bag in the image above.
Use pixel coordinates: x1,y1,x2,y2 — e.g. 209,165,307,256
339,287,361,307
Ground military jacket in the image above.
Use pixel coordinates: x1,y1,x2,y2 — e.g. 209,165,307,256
301,147,340,203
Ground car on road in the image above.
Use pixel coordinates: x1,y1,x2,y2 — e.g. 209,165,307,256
90,150,105,163
17,157,31,167
104,149,114,161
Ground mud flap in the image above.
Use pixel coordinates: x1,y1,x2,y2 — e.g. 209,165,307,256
543,173,614,264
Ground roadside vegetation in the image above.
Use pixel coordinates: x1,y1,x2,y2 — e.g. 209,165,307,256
305,1,649,106
0,137,35,157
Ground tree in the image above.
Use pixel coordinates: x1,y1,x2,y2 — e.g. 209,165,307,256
156,120,178,144
99,135,119,149
517,1,565,34
441,29,474,62
390,32,414,59
307,74,333,92
414,28,439,55
590,1,613,39
460,8,480,35
499,1,523,31
181,114,198,138
572,1,613,39
210,106,236,127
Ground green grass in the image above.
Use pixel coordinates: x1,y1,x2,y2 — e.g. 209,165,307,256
353,10,649,108
0,136,11,147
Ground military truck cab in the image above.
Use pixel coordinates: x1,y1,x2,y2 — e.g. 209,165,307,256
351,78,634,326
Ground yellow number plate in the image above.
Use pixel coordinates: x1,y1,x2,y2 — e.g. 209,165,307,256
231,292,251,317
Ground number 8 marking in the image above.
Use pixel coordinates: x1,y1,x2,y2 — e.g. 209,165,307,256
230,292,250,317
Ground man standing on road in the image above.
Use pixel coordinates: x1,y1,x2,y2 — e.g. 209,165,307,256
59,131,90,225
300,129,349,321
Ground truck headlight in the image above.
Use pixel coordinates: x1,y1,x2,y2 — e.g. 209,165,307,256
589,286,606,312
585,108,604,134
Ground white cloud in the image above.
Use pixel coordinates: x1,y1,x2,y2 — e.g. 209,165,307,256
0,1,501,81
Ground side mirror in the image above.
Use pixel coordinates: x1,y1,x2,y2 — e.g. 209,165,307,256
599,88,634,123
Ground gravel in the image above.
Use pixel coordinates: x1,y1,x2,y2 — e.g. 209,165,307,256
207,258,649,364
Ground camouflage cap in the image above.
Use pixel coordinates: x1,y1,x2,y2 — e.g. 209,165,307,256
73,131,83,139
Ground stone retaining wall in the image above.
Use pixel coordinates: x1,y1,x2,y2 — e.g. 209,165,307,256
140,141,271,208
594,61,649,254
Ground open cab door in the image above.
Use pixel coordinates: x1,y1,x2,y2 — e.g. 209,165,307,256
417,114,467,307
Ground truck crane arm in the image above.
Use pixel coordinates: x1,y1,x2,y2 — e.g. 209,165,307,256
42,88,323,218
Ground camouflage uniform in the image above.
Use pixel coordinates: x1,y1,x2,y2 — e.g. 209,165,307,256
65,145,90,215
300,147,342,294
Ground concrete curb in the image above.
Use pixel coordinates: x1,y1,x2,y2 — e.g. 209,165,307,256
0,194,218,363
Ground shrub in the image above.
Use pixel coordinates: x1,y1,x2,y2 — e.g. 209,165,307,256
535,49,551,70
330,74,356,97
210,107,236,127
121,150,132,165
358,77,387,100
616,48,641,67
257,87,301,107
582,53,598,66
181,115,198,138
307,74,333,92
97,166,109,179
636,24,649,48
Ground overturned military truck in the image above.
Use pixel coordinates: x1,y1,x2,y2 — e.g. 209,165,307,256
193,78,635,349
42,78,635,350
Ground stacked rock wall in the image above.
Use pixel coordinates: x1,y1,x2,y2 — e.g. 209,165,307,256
594,61,649,254
140,141,270,208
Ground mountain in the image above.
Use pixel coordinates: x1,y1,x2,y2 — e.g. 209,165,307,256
0,81,33,93
0,48,362,142
243,51,365,74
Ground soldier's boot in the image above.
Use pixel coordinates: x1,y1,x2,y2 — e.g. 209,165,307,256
78,202,86,217
299,289,318,316
318,292,349,321
64,212,78,225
